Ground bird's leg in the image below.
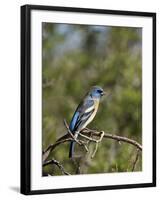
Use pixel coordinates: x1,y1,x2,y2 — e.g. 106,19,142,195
63,119,89,152
74,132,89,152
63,119,82,145
69,130,89,152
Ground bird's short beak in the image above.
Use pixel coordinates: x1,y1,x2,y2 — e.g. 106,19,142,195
101,91,106,96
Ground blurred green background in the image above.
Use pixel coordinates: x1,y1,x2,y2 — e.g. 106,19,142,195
42,23,142,175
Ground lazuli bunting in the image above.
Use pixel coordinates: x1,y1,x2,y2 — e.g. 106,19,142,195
69,86,105,158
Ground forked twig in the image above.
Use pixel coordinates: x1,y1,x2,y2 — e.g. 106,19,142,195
91,131,104,158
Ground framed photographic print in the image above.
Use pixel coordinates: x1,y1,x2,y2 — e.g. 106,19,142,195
21,4,156,195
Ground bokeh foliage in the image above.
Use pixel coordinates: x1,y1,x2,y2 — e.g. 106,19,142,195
42,23,142,175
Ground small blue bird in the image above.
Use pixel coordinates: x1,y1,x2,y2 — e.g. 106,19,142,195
69,86,105,158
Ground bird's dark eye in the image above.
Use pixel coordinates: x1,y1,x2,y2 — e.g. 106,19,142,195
97,89,103,93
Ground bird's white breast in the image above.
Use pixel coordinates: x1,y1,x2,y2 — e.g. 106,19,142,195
81,99,99,129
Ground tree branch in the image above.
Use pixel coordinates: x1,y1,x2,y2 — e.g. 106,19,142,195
82,128,142,151
131,149,140,171
43,126,142,163
43,158,70,175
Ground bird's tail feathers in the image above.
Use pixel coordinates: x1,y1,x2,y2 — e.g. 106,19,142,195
69,141,75,158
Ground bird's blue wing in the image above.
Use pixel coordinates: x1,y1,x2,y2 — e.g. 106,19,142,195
69,95,96,158
74,108,94,130
69,111,80,132
69,98,94,132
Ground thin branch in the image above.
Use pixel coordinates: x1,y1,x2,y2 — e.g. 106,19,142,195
42,137,72,163
91,142,99,159
131,149,140,171
43,158,70,175
91,131,104,158
82,128,142,151
63,119,83,146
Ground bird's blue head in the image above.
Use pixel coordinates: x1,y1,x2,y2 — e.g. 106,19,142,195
89,86,105,99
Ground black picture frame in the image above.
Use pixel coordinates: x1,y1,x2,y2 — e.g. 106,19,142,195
20,4,156,195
